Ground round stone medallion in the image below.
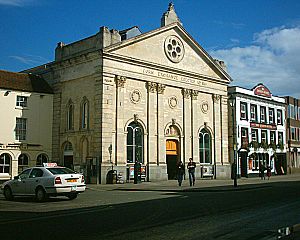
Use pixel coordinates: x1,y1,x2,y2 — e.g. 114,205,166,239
169,96,178,109
130,90,141,104
201,102,209,114
164,35,185,63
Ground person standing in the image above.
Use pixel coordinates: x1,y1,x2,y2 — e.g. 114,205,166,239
177,161,185,186
259,163,265,180
266,165,272,180
187,158,196,186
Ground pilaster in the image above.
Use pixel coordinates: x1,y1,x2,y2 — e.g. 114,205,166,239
182,88,192,163
157,83,166,165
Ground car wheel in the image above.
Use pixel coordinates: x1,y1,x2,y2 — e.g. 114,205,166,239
67,193,78,200
4,186,13,200
35,187,47,202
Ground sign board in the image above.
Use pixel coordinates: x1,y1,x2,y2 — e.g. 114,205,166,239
129,166,146,180
43,163,57,167
201,165,214,178
253,84,272,98
250,122,277,130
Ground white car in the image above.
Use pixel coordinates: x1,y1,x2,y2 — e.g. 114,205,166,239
2,164,86,201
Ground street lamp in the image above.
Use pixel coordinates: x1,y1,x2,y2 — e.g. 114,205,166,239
228,94,238,187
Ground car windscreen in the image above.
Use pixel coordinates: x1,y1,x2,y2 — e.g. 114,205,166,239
47,167,75,175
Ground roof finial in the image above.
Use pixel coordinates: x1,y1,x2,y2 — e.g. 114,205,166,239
161,2,182,27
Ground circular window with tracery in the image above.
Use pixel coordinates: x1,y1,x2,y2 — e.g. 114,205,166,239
164,35,185,63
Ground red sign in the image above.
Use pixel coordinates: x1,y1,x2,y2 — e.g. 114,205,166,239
253,84,272,98
250,122,277,130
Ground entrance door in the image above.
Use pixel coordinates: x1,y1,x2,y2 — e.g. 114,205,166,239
166,140,179,180
64,156,74,170
240,152,248,177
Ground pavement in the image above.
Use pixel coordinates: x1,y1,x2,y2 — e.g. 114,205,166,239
87,173,300,192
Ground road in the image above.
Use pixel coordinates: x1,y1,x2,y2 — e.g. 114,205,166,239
0,180,300,240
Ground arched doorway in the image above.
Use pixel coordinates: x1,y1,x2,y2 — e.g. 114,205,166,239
166,139,179,180
165,124,181,180
64,142,74,169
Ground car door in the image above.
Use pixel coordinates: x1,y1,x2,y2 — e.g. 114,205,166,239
26,168,44,195
11,168,31,195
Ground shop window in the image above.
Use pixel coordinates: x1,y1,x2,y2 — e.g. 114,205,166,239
127,122,144,163
199,129,211,164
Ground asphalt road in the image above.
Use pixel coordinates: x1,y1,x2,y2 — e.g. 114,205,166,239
0,181,300,240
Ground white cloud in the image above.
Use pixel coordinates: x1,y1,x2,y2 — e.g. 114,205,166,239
10,54,48,65
210,26,300,98
0,0,36,7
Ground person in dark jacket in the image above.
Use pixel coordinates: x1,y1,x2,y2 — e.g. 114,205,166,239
259,163,265,180
266,165,272,180
177,161,185,186
187,158,196,186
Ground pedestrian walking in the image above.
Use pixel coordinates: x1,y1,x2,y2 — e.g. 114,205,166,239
177,161,185,186
259,163,265,180
266,165,272,180
187,158,196,186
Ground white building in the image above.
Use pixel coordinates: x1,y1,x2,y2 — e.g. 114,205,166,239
228,84,287,177
0,70,53,181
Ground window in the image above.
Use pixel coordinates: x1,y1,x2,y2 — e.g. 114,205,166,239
260,106,266,123
0,153,11,173
36,154,48,166
261,130,268,144
250,104,257,122
18,168,31,180
81,100,89,129
251,129,258,142
15,118,27,140
18,154,29,173
277,109,283,125
278,132,284,144
199,129,211,164
16,96,28,107
241,128,249,147
127,122,144,163
240,102,248,120
291,127,296,140
29,168,44,178
67,104,74,130
270,131,276,144
269,108,275,124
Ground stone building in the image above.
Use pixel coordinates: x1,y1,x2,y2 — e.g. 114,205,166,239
0,70,53,181
25,3,232,183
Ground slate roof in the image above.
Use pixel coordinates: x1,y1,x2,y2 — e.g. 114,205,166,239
0,70,53,94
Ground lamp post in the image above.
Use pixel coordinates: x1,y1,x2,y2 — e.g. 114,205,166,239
228,95,238,187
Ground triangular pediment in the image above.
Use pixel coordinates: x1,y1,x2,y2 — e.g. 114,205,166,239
104,23,231,83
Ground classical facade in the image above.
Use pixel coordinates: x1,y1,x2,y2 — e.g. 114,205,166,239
0,70,53,181
285,96,300,173
25,4,231,183
228,84,287,177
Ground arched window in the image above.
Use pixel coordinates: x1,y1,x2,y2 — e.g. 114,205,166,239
67,101,74,130
199,129,211,164
0,153,11,173
127,122,144,163
81,98,89,129
18,154,29,173
36,153,48,166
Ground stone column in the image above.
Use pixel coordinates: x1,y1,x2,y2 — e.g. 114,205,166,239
212,94,221,178
192,90,199,162
157,84,166,165
146,82,158,181
115,75,127,167
182,88,192,164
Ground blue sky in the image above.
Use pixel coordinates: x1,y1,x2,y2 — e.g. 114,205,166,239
0,0,300,97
